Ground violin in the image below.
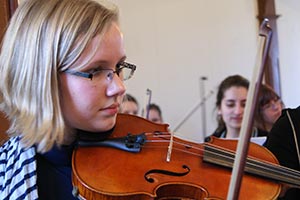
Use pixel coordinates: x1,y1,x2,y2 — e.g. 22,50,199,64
72,114,300,199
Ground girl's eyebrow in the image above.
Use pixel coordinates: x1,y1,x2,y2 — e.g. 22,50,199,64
119,56,127,62
225,99,236,102
81,61,109,71
89,56,127,67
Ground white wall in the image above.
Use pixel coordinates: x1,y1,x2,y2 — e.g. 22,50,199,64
107,0,300,142
276,1,300,108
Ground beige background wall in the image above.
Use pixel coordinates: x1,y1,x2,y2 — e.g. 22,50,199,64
107,0,300,142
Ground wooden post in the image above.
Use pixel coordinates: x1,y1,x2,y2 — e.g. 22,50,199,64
0,0,18,144
0,113,9,145
257,0,281,96
0,0,10,40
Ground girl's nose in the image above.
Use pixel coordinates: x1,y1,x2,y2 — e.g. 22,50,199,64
273,100,282,110
106,75,126,97
266,99,282,111
234,105,244,115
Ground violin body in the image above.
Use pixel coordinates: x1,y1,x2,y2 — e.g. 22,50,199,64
72,114,281,200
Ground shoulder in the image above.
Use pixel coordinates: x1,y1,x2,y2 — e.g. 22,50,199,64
271,106,300,131
205,128,226,142
285,106,300,121
0,137,38,199
255,128,268,137
280,106,300,120
1,136,36,161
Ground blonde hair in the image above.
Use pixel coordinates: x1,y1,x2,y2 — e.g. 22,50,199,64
0,0,119,152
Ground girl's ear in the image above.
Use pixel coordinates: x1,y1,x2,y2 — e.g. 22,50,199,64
217,108,221,115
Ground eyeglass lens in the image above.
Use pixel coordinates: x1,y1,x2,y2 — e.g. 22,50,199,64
263,99,281,110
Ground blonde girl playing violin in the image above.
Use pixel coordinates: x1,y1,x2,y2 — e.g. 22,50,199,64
0,0,136,199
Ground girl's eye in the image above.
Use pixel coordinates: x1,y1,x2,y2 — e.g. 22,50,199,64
224,100,235,108
87,68,101,74
226,103,235,108
116,62,123,69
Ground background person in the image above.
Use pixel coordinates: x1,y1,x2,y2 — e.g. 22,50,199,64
147,103,163,124
255,84,283,134
119,93,139,115
205,75,267,142
265,106,300,199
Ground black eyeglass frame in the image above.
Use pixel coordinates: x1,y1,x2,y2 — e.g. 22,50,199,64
63,61,136,81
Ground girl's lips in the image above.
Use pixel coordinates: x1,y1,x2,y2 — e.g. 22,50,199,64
100,107,118,115
100,104,120,115
231,117,243,122
104,107,118,115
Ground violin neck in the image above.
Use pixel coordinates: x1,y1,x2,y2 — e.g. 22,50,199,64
203,144,300,187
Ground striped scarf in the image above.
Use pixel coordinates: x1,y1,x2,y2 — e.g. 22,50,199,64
0,137,38,200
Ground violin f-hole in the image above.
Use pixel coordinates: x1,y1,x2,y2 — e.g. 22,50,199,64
144,165,190,183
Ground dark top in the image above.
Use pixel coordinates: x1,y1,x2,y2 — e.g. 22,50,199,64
36,128,114,199
205,127,268,142
265,106,300,199
36,142,77,200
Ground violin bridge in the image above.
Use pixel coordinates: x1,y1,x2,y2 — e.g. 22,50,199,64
166,132,174,162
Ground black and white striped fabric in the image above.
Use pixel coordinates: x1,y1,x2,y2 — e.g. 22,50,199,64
0,137,38,200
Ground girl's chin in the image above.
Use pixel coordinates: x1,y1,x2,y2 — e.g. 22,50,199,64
76,115,117,132
99,118,117,131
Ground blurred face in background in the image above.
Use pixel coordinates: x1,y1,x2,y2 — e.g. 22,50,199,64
120,101,139,115
218,86,247,137
148,109,162,124
261,98,283,130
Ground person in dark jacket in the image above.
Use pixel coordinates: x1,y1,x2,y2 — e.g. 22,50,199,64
265,106,300,199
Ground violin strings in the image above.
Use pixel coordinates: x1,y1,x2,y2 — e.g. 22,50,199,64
145,135,203,153
203,144,300,186
143,132,300,186
143,132,205,157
